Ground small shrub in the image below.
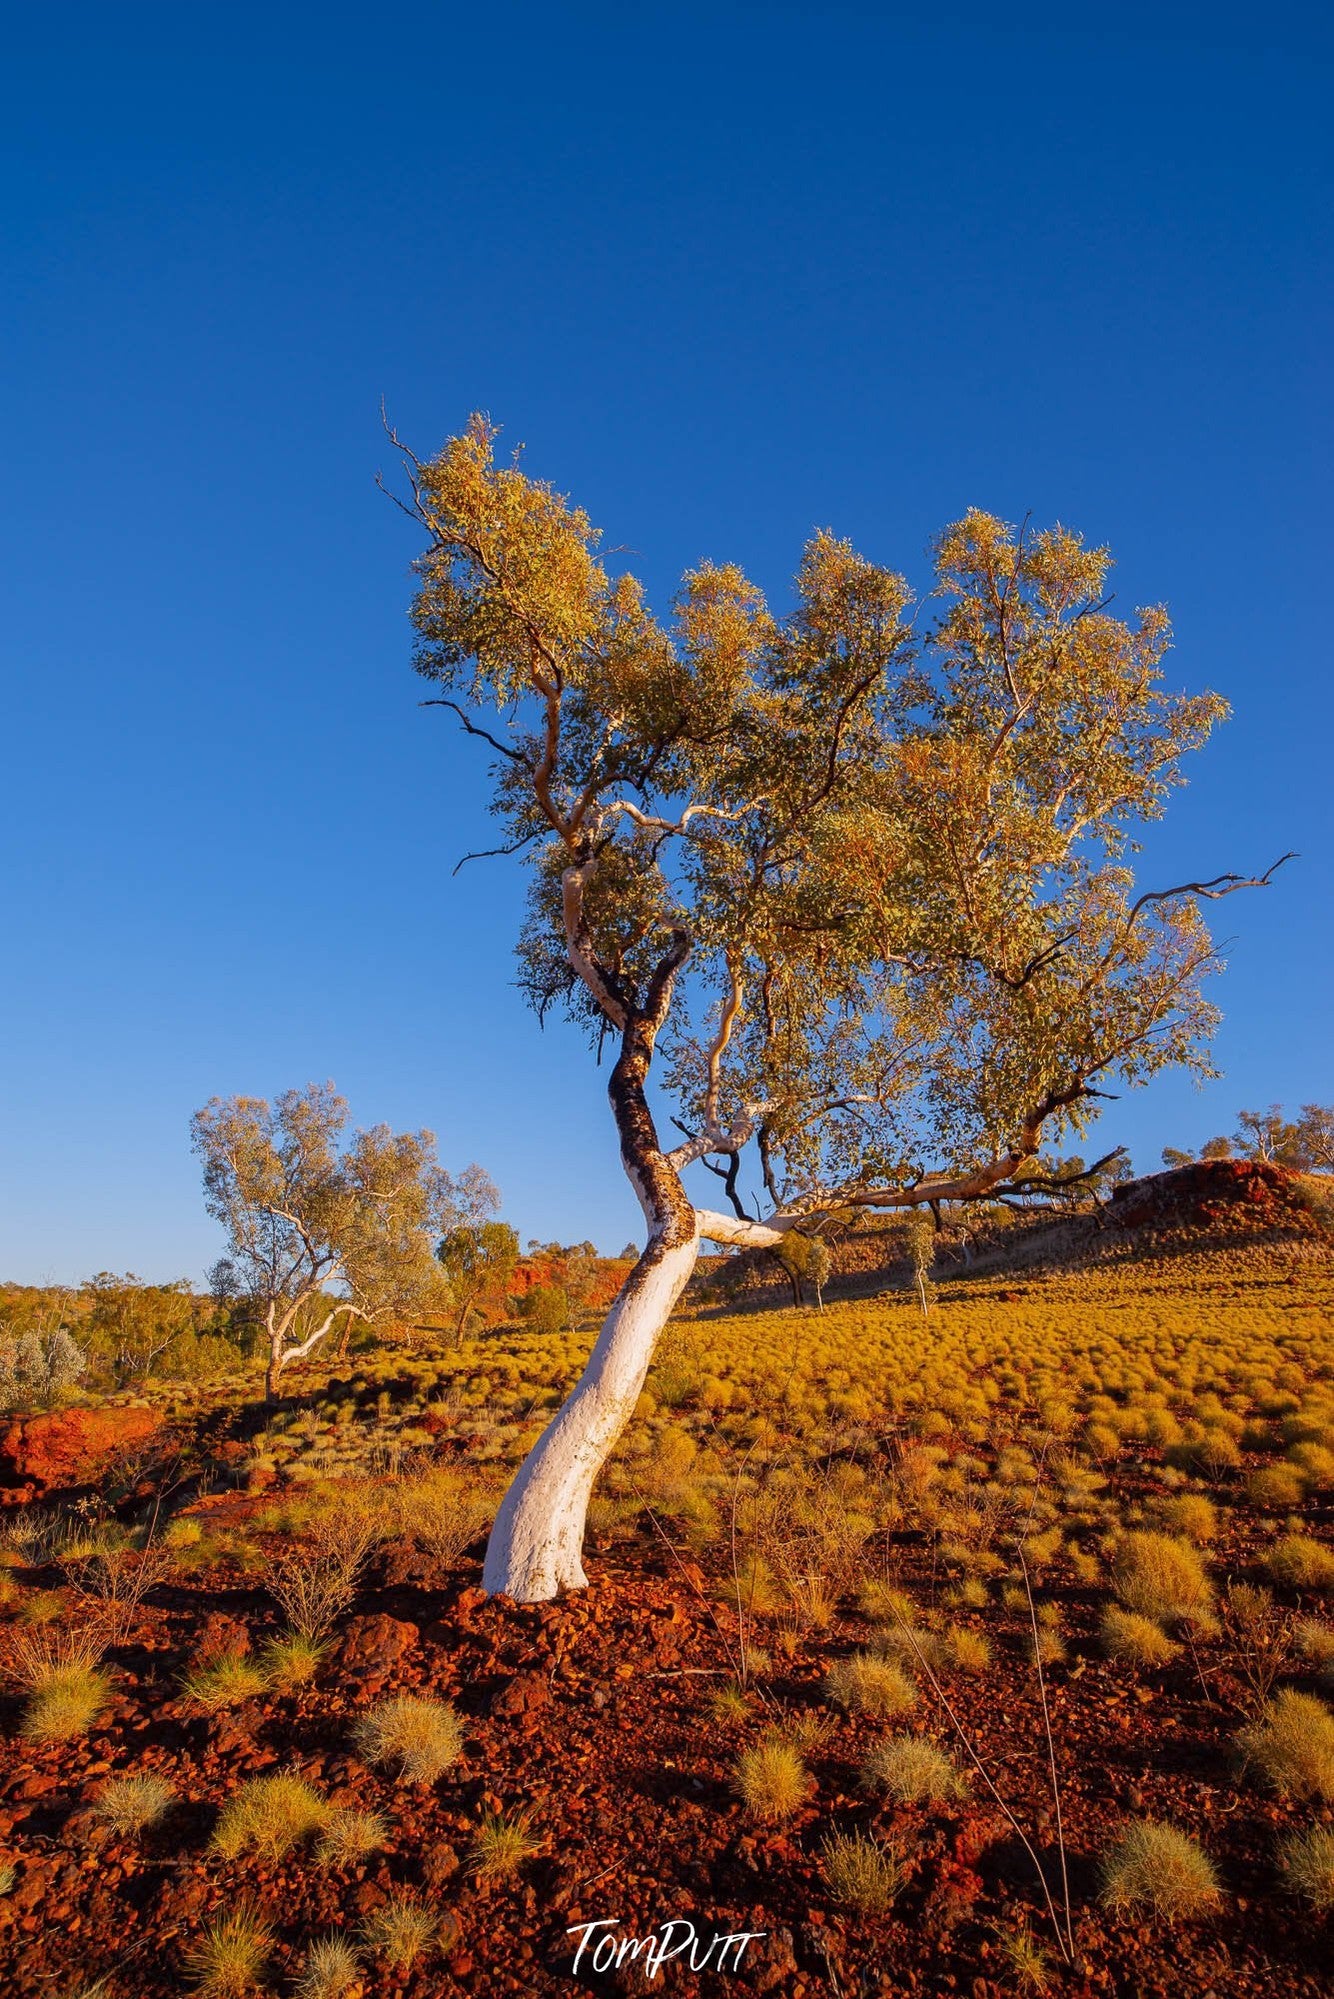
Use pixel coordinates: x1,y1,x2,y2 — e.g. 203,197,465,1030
355,1695,464,1784
1157,1495,1217,1544
182,1650,269,1712
1278,1823,1334,1912
1100,1606,1181,1667
1099,1820,1222,1921
391,1466,493,1566
824,1651,916,1717
361,1889,439,1969
1248,1465,1306,1511
820,1829,904,1913
260,1633,325,1690
265,1511,377,1641
469,1807,543,1881
1236,1689,1334,1800
210,1773,327,1860
1296,1618,1334,1683
861,1732,966,1804
184,1904,274,1995
734,1735,812,1822
1266,1535,1334,1592
316,1804,388,1863
295,1933,361,1999
944,1625,992,1674
1112,1533,1214,1629
709,1680,750,1724
991,1917,1051,1993
96,1772,174,1835
1027,1625,1067,1668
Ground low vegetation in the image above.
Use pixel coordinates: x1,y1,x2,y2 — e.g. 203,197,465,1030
1099,1820,1223,1921
354,1695,464,1784
0,1191,1329,1996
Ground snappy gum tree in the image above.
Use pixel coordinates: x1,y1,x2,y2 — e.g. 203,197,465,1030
192,1083,461,1399
389,416,1286,1602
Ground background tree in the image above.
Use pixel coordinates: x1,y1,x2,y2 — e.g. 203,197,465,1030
85,1272,195,1386
191,1082,458,1398
1233,1103,1333,1170
390,414,1288,1601
519,1284,570,1336
903,1210,937,1318
1294,1104,1334,1169
1234,1105,1302,1165
438,1214,519,1342
0,1293,86,1411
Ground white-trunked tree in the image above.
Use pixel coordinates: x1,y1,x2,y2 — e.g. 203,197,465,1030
390,416,1287,1603
192,1082,463,1400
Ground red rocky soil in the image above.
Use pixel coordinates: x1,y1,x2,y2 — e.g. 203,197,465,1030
0,1482,1329,1998
0,1405,162,1502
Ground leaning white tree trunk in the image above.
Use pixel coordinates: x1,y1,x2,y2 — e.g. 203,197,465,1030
481,1225,700,1599
482,998,704,1602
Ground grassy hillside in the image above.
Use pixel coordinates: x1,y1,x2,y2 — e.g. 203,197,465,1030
0,1218,1330,1996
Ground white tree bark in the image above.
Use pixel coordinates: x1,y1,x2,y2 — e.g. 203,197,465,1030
480,1226,700,1600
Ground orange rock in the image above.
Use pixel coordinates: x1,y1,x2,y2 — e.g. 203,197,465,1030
0,1403,161,1494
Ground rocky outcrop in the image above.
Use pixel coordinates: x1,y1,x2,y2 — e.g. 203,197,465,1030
0,1402,162,1497
1108,1158,1305,1230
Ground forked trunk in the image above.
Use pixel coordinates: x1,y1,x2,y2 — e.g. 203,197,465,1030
482,1016,697,1602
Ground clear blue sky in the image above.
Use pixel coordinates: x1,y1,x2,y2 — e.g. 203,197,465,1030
2,3,1330,1284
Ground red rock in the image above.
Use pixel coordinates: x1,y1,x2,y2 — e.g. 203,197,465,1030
0,1404,162,1494
1109,1158,1302,1230
333,1613,418,1674
489,1669,551,1717
191,1613,253,1667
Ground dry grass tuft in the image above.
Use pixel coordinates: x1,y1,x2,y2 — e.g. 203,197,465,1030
294,1933,361,1999
210,1773,328,1860
823,1651,916,1718
360,1889,440,1968
1236,1689,1334,1800
260,1633,325,1690
181,1650,268,1712
1277,1823,1334,1911
861,1732,967,1804
1099,1819,1222,1921
820,1829,904,1913
183,1903,274,1995
469,1807,543,1881
316,1803,389,1863
4,1627,113,1742
354,1695,464,1784
1099,1605,1181,1667
944,1625,993,1674
709,1680,750,1724
1266,1535,1334,1592
991,1917,1052,1992
1296,1618,1334,1684
1112,1533,1214,1630
734,1734,813,1823
95,1772,174,1835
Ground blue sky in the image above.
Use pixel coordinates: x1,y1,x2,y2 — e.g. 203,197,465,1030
2,3,1330,1284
